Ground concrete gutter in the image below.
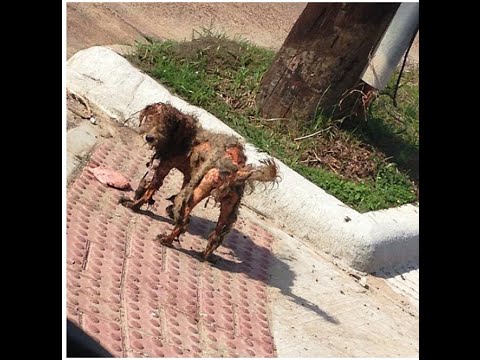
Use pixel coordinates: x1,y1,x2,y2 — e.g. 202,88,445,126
66,46,419,273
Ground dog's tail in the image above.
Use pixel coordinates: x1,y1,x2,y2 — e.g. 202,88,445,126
247,158,279,183
235,158,280,185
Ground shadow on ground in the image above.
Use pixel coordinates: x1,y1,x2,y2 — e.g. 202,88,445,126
371,262,419,280
363,115,418,184
138,208,339,324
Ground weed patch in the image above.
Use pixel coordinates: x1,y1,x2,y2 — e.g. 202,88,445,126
126,29,419,212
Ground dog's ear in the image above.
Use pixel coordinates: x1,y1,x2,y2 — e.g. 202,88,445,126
168,114,181,134
178,112,198,138
168,109,198,144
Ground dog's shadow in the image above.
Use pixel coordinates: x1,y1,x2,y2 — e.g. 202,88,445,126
140,209,339,324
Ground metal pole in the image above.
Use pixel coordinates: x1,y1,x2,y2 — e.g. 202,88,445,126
361,2,419,90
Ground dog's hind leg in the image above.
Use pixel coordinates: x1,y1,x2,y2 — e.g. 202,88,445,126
202,187,242,261
158,169,219,245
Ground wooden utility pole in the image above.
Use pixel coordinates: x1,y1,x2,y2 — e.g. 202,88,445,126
256,3,399,121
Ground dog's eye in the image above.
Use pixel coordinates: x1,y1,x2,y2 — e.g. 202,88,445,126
145,134,155,143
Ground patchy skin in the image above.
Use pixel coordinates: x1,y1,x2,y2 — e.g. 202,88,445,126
120,102,279,261
225,146,247,167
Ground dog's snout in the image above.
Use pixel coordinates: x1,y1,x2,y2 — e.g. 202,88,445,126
145,134,155,143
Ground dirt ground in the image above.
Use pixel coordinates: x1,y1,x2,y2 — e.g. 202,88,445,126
67,2,307,58
67,2,418,64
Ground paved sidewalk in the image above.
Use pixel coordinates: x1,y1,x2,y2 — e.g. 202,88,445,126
67,131,279,357
66,122,418,357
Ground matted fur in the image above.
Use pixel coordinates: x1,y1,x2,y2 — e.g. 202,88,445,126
121,103,279,260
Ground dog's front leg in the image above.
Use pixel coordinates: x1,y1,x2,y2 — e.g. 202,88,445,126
165,166,191,220
120,164,172,211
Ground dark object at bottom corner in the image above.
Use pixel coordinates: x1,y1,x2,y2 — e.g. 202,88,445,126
67,319,112,358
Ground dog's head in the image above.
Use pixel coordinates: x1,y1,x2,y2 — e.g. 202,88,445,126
138,103,199,157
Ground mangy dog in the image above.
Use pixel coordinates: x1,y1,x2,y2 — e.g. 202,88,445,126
121,103,278,260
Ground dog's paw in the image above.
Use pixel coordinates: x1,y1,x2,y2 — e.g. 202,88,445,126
119,196,144,212
201,252,218,264
118,196,133,206
156,234,175,247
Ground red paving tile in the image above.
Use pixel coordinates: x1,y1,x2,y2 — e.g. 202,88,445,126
67,138,277,357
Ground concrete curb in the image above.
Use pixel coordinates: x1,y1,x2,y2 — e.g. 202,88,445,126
66,46,419,273
67,122,101,181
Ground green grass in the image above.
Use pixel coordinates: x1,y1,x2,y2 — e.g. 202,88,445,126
293,163,416,211
349,67,420,183
126,30,418,212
